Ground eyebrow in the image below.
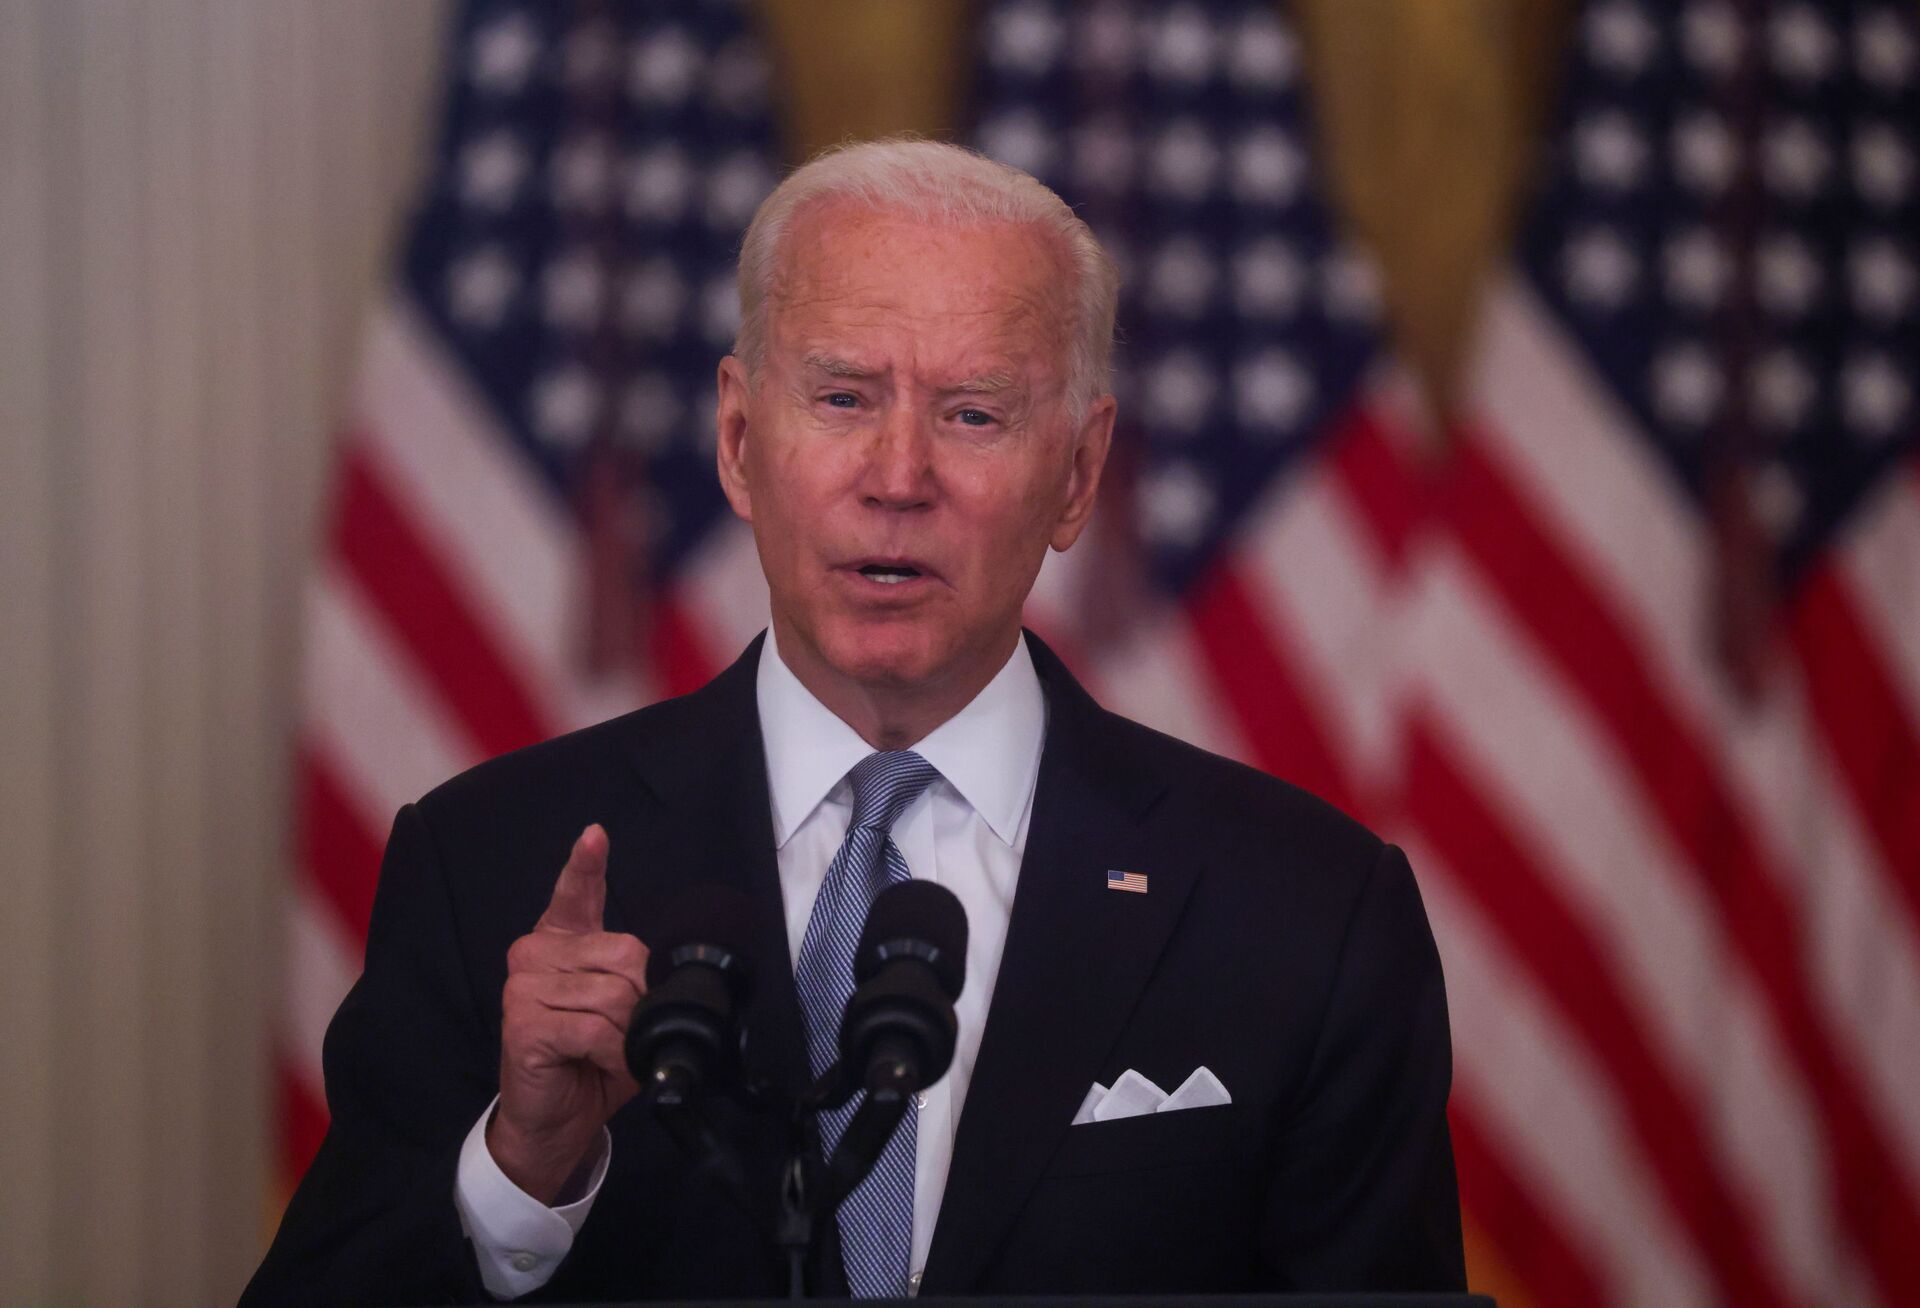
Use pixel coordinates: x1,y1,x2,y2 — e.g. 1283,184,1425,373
801,352,878,379
939,371,1018,396
799,352,1019,396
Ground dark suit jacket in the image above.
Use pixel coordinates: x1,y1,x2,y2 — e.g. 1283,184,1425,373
243,632,1464,1304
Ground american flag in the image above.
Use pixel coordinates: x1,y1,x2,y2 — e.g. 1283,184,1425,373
1400,2,1920,1305
280,0,778,1188
1107,869,1151,894
971,0,1429,821
976,2,1920,1308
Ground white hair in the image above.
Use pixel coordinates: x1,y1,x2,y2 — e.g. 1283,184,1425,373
733,137,1120,420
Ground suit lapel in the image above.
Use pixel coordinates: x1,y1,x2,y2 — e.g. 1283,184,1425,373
921,636,1195,1293
601,635,811,1100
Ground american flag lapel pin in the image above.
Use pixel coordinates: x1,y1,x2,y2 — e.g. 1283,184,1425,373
1107,869,1149,894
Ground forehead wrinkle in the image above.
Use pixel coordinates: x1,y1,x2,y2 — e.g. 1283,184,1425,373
774,206,1070,318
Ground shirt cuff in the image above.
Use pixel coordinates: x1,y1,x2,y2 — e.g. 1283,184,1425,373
453,1097,612,1300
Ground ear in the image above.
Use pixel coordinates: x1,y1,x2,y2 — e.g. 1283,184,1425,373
715,355,754,523
1049,393,1117,553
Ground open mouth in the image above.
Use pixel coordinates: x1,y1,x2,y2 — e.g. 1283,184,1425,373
857,563,924,585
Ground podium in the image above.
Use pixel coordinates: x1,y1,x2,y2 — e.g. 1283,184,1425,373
533,1290,1489,1298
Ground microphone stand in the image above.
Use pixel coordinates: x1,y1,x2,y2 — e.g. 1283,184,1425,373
774,1048,919,1299
819,1056,913,1216
642,1053,883,1300
643,1074,762,1243
774,1107,815,1299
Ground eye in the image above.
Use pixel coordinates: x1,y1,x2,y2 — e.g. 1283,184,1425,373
955,407,994,427
823,391,859,409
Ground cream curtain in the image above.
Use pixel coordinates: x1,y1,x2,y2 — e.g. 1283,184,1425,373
0,2,447,1301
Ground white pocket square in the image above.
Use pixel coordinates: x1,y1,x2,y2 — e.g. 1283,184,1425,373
1071,1066,1231,1124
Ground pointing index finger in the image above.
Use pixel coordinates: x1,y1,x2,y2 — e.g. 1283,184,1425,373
538,824,608,934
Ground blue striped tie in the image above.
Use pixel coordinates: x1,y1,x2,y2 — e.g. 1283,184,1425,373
794,750,940,1298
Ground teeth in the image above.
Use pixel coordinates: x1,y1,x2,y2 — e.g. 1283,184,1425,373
869,572,908,584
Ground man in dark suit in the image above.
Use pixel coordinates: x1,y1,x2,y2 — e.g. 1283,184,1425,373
244,138,1463,1304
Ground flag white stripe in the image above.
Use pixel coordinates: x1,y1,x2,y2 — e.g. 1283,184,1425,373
1837,471,1920,729
1024,518,1099,629
997,518,1252,761
1088,611,1253,762
676,517,771,665
1771,665,1920,1181
1241,457,1403,789
301,569,480,826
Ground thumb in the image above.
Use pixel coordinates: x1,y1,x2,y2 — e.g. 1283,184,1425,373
537,824,608,934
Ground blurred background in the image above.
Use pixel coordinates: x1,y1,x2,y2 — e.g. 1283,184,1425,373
3,1,1917,1306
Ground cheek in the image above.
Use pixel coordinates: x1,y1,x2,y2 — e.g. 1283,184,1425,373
750,435,823,531
952,477,1064,580
763,417,865,495
1007,451,1073,526
742,460,812,581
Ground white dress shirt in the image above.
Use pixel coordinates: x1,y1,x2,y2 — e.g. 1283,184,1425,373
455,630,1046,1298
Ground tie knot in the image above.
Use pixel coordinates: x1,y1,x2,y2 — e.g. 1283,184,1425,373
847,750,940,833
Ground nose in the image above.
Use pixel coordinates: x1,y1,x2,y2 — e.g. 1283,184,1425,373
859,402,934,512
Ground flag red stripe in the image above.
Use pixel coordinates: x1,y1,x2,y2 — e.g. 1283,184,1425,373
1449,1100,1611,1308
276,1052,330,1187
651,582,725,699
1018,611,1093,686
1185,559,1357,815
1787,562,1920,943
294,746,384,945
1444,428,1920,1302
334,440,554,759
1403,720,1795,1308
1326,404,1423,565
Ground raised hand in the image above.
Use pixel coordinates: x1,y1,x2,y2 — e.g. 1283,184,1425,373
487,824,650,1204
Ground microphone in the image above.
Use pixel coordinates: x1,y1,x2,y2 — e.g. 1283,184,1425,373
624,885,756,1107
838,879,969,1104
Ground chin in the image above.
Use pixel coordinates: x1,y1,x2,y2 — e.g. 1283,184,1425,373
816,617,957,690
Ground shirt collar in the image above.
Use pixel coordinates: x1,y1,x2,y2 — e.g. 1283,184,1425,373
755,627,1046,849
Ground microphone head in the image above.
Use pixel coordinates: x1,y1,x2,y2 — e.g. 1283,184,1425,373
856,879,967,1000
643,883,757,1001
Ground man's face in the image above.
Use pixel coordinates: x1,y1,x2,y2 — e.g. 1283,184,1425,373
716,201,1113,702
